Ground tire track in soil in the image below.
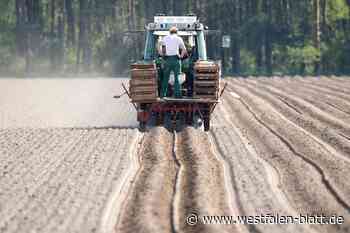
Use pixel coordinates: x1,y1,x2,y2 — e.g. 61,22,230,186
116,127,238,233
221,84,350,232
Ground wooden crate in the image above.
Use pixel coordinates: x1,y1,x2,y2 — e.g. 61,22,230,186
130,78,157,86
194,80,219,87
193,78,219,100
195,73,220,81
194,61,220,74
193,86,219,99
131,63,156,70
130,88,158,102
193,93,219,99
130,85,157,93
130,63,158,102
193,83,219,91
194,88,217,94
131,69,157,79
131,94,158,102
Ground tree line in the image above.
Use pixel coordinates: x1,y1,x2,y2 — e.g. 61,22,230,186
0,0,349,76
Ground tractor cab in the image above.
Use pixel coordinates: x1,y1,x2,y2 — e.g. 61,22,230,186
143,16,207,61
119,16,224,131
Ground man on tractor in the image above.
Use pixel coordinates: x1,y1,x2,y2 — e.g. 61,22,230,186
159,26,187,98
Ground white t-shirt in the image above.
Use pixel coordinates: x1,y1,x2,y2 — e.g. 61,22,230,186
162,34,185,56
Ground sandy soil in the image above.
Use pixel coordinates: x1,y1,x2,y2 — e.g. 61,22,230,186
217,78,350,232
116,127,239,233
0,128,139,233
1,77,350,233
0,78,136,128
118,77,350,233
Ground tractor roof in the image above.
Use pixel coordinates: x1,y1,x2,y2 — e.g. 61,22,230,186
153,31,197,36
146,16,204,31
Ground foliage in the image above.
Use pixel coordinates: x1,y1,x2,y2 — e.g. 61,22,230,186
286,45,321,75
0,0,349,76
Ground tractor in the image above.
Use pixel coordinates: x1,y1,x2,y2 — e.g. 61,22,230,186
116,15,226,131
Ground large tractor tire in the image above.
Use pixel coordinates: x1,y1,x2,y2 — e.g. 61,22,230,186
186,112,194,125
139,121,146,132
155,112,164,126
204,117,210,131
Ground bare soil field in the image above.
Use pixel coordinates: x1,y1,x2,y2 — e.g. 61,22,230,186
117,77,350,233
0,128,140,233
0,78,136,128
0,77,349,233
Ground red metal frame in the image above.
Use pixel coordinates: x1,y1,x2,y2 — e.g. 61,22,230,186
115,81,226,126
137,102,212,123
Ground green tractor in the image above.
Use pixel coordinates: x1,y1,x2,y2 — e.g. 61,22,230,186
122,16,225,131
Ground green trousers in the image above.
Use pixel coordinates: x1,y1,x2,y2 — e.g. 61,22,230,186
161,56,181,98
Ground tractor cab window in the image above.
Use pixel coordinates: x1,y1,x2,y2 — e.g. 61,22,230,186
143,30,206,61
155,34,196,58
144,31,203,61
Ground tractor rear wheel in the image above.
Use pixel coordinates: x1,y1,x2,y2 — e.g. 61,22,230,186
156,112,164,126
139,121,146,132
204,117,210,131
186,112,193,125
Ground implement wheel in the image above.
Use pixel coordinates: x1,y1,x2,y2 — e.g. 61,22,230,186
155,112,164,126
204,118,210,131
203,106,211,132
139,121,146,132
186,112,194,125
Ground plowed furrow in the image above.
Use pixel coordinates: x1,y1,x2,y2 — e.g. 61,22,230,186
211,107,316,233
309,77,350,93
333,77,350,84
0,129,138,233
116,128,177,233
325,102,350,116
221,92,350,232
293,78,350,101
259,76,350,99
175,127,238,233
276,96,303,115
242,101,349,210
0,130,91,231
286,79,350,117
45,130,122,232
0,129,52,179
116,127,238,233
15,130,108,233
227,83,350,202
236,79,350,136
339,133,350,142
287,76,350,93
229,80,350,158
257,79,350,123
